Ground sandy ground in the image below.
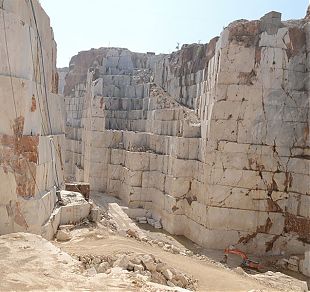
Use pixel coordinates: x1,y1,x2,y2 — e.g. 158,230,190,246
0,232,188,292
1,229,307,292
0,192,308,291
58,231,266,291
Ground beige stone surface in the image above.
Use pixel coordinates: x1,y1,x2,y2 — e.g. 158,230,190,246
0,0,65,236
0,232,190,291
62,9,309,278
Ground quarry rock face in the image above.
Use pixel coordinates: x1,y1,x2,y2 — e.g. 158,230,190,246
0,0,65,235
63,9,309,266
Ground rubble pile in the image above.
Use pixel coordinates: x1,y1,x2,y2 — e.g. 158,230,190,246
75,252,198,290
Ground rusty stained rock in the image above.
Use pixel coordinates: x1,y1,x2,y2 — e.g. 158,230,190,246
254,46,262,66
65,182,90,201
238,70,257,85
5,199,29,229
238,217,273,244
284,213,310,242
0,116,39,198
286,27,306,60
100,97,104,109
52,71,59,94
30,95,37,112
228,20,260,47
167,37,219,79
265,235,280,252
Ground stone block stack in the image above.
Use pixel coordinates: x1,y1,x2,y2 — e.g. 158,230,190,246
63,9,309,270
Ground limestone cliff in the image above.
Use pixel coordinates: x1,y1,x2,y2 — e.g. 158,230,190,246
63,10,309,263
0,0,65,235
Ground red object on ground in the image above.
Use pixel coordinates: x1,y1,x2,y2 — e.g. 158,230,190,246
223,248,263,270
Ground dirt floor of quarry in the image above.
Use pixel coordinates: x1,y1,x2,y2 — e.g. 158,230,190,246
0,193,309,292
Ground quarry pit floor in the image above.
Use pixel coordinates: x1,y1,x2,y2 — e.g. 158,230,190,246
52,192,309,291
0,192,308,291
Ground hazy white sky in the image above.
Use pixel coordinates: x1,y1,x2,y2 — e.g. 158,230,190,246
40,0,309,68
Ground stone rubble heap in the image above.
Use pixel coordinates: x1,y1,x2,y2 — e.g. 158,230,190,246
74,251,198,290
277,253,310,277
136,215,162,229
62,9,310,277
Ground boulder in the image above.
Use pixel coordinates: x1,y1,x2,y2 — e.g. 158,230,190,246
151,271,167,285
172,273,189,288
97,262,110,273
56,229,72,241
133,264,145,273
156,262,167,273
162,268,174,281
113,255,129,270
141,255,156,272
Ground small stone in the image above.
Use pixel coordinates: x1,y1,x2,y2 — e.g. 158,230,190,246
113,255,129,270
133,264,144,273
157,241,164,247
154,221,162,229
127,262,135,271
86,267,97,277
288,263,299,272
167,280,175,287
162,268,173,281
277,258,289,269
151,271,167,285
92,257,102,265
97,262,110,273
56,229,72,241
141,255,156,272
185,250,193,256
163,244,171,251
156,262,167,273
143,270,152,279
126,229,139,238
172,274,188,288
130,255,143,265
288,256,300,266
147,218,155,226
234,267,246,275
171,245,180,254
89,208,100,222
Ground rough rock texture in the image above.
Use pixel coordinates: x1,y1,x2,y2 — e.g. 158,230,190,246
58,67,69,95
152,12,310,255
62,10,309,276
0,0,65,235
0,232,188,291
306,5,310,21
76,251,197,290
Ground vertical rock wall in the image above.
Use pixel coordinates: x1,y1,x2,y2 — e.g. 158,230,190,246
63,11,309,260
0,0,65,235
154,12,310,255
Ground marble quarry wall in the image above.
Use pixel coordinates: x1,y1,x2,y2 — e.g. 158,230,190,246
0,0,65,235
63,11,309,261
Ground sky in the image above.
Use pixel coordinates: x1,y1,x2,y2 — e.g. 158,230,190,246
40,0,309,68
